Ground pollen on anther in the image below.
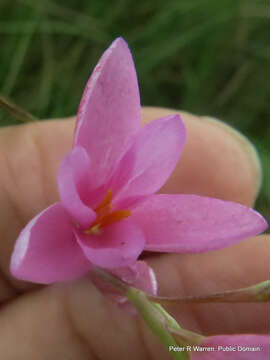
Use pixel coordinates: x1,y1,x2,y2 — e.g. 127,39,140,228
84,224,101,235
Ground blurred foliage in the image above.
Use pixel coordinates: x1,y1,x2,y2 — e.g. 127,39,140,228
0,0,270,216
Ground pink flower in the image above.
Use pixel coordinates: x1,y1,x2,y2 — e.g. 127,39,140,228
10,38,267,292
190,334,270,359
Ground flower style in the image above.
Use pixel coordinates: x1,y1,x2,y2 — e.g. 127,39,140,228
10,38,267,292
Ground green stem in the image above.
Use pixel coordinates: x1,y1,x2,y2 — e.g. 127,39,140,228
0,95,37,123
153,303,182,330
127,288,189,360
91,266,128,293
149,279,270,304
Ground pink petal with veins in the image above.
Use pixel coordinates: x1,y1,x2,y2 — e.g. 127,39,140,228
10,203,91,284
74,38,141,188
131,194,268,253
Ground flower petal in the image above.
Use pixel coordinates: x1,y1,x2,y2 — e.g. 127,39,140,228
74,37,141,188
75,220,145,269
112,261,158,313
110,114,186,208
112,260,158,295
58,146,96,229
191,335,270,359
10,203,91,284
131,194,268,253
89,261,157,313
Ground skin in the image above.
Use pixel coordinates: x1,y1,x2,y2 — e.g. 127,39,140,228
0,107,269,359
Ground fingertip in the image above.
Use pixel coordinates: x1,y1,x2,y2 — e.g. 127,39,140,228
141,107,262,207
201,115,262,202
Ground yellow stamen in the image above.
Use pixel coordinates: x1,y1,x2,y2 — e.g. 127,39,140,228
84,224,101,235
99,210,132,228
94,204,112,222
94,189,113,212
84,190,131,235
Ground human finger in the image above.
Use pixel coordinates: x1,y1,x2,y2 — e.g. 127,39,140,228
148,234,270,335
0,108,262,294
142,106,261,206
0,236,269,360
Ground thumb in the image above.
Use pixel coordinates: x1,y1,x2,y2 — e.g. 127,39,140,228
0,275,170,360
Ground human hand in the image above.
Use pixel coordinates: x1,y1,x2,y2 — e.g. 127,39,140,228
0,107,268,359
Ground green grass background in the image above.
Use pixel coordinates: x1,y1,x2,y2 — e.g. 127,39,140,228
0,0,269,216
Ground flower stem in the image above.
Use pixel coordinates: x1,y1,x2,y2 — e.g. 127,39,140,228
149,279,270,304
0,95,37,123
153,303,182,330
91,267,189,359
126,288,189,360
91,266,128,293
168,326,205,347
